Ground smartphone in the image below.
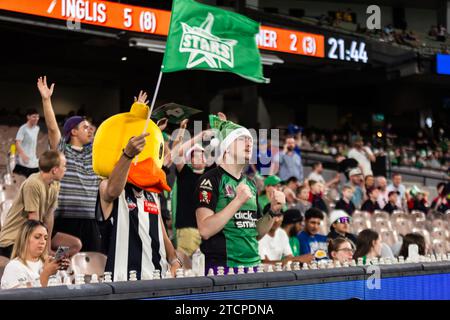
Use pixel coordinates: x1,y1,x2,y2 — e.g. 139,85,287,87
54,246,69,261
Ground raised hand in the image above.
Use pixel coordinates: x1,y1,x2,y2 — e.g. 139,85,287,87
157,118,168,131
180,118,189,129
270,189,286,213
124,133,150,159
134,90,149,105
37,76,55,100
217,112,227,121
235,182,253,205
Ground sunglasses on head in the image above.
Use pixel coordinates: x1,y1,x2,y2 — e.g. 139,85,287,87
336,217,351,224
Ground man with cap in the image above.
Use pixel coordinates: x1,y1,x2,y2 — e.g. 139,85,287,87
386,173,406,209
383,191,401,214
171,122,215,257
195,115,285,273
361,187,381,213
348,168,365,209
259,213,313,267
258,175,282,212
38,76,101,252
281,209,305,257
327,210,357,245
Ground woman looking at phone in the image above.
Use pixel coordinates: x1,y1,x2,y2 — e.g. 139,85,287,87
1,220,70,289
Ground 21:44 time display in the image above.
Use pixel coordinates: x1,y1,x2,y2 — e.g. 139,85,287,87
327,37,368,63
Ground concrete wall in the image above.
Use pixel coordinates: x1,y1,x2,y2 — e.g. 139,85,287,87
0,81,120,125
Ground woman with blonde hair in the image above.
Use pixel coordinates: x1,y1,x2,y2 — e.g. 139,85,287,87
1,220,69,289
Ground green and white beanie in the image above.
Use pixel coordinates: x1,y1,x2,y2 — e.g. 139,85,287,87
209,114,253,159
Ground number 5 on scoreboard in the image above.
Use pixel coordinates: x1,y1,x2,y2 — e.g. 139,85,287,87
124,8,132,28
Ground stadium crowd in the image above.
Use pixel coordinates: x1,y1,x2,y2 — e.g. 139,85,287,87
0,76,449,289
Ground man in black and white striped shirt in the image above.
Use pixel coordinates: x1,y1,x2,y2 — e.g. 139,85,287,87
97,133,181,281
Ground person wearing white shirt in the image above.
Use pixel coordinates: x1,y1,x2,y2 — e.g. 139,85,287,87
1,220,69,289
375,176,389,209
386,173,406,208
347,137,375,177
307,162,326,184
13,109,41,178
259,216,293,263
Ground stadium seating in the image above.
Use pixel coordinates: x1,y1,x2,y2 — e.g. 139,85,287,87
71,252,107,276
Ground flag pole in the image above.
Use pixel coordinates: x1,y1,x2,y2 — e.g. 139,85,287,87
134,69,163,165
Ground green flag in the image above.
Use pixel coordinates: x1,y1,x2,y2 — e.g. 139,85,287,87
162,0,269,83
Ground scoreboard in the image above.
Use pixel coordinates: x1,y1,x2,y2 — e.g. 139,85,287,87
0,0,369,64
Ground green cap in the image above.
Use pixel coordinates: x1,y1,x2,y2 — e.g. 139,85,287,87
264,175,282,187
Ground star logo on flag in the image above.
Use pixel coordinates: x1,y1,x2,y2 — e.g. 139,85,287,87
179,13,238,69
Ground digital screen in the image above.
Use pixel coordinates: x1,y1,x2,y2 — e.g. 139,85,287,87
0,0,369,63
437,54,450,75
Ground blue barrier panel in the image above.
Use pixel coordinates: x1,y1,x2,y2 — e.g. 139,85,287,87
147,280,366,300
364,273,450,300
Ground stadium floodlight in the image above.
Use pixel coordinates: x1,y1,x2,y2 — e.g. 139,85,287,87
129,38,166,53
260,54,284,65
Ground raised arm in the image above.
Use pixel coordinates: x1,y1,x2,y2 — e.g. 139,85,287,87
37,76,60,150
99,133,149,219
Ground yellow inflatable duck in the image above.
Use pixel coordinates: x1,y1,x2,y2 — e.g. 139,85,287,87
93,102,171,193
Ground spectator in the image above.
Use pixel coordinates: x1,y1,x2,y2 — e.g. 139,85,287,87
376,176,389,209
308,162,340,187
365,175,375,190
334,153,358,181
13,109,40,178
259,215,313,266
259,216,292,265
1,220,70,289
285,176,301,193
0,150,81,258
347,136,375,176
335,185,356,216
272,136,303,182
298,208,328,260
38,76,101,252
361,187,381,213
283,187,299,210
354,229,382,264
254,138,272,176
98,133,181,280
328,238,354,264
407,186,428,213
195,115,285,272
398,233,426,258
171,123,215,257
437,24,447,42
296,185,312,216
308,162,326,184
387,173,406,208
308,180,328,214
327,210,357,245
348,168,365,209
383,191,401,214
281,209,304,256
431,182,450,214
259,175,282,212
